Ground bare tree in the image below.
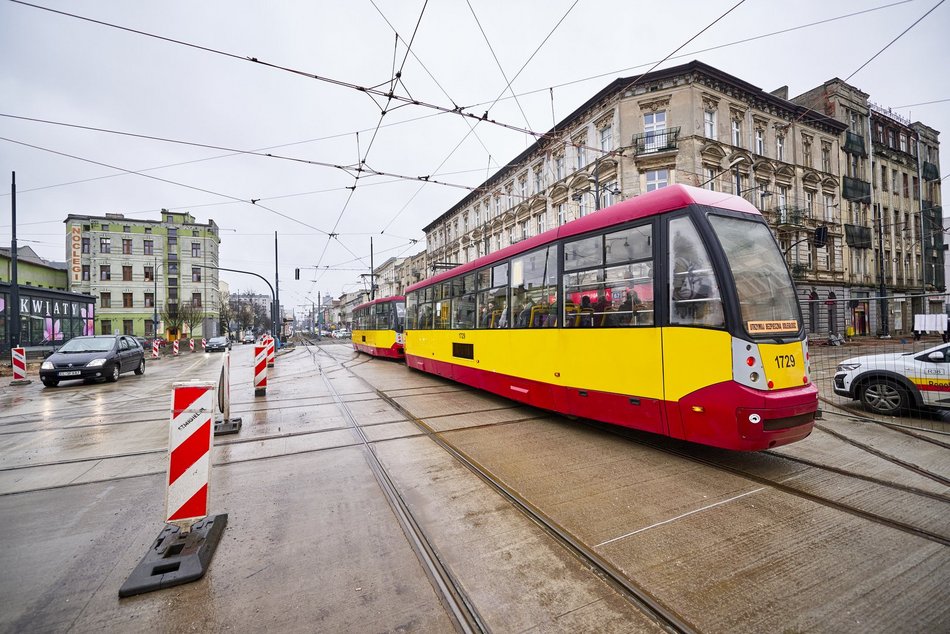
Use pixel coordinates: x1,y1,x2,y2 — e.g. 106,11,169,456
177,301,206,339
160,303,183,339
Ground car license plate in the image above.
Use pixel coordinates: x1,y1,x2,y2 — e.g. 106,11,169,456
59,370,81,377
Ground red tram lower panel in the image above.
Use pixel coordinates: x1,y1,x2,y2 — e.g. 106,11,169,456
354,341,405,359
406,353,814,451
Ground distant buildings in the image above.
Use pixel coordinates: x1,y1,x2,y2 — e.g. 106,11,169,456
415,60,942,338
65,210,221,339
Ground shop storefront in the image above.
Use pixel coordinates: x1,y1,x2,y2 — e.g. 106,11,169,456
1,283,96,356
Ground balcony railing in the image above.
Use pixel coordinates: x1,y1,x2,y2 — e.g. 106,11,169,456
842,176,871,202
631,127,680,155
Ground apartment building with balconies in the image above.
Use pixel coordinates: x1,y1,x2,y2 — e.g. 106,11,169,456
65,210,221,339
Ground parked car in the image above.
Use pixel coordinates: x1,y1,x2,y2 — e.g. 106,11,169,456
332,329,351,339
205,336,231,352
39,335,146,387
833,342,950,415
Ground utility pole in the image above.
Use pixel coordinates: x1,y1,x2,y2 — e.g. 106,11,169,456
10,172,20,348
370,237,375,300
274,231,280,343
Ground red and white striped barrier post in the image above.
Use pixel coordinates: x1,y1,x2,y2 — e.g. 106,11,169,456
173,340,180,356
10,347,31,385
152,340,160,359
265,335,275,368
254,344,267,396
202,338,207,351
118,381,228,597
189,338,195,353
165,383,215,529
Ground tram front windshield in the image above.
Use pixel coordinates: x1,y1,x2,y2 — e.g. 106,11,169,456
708,215,802,336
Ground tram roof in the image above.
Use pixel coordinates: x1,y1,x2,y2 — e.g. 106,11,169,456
406,184,759,294
353,295,406,312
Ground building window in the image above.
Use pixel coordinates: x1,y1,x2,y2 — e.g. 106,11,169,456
101,292,112,308
168,237,177,248
555,155,565,180
168,277,178,288
519,177,527,201
537,214,545,235
192,230,200,237
100,237,111,253
168,262,178,275
168,228,177,237
821,144,832,172
101,224,109,233
100,265,111,281
144,266,154,282
887,129,896,148
144,240,153,255
123,225,131,233
122,239,132,255
731,119,742,147
755,129,764,155
557,202,567,226
824,195,835,222
145,321,154,337
100,319,112,335
122,265,132,281
192,293,202,308
646,169,669,192
600,124,612,152
123,319,134,335
777,186,789,211
805,191,815,217
704,110,716,138
776,135,785,162
899,133,907,153
123,293,133,308
145,293,154,308
903,173,909,198
891,169,899,192
81,264,90,281
168,287,178,300
576,143,587,170
881,165,888,191
534,169,543,194
192,267,201,282
145,227,152,234
191,242,201,257
82,237,90,254
704,167,717,191
802,139,812,167
644,111,667,151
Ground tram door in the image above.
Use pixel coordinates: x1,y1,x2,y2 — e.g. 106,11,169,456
663,216,734,442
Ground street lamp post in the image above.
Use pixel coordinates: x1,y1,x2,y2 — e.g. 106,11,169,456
152,257,161,340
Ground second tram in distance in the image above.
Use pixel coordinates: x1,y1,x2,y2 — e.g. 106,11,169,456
351,296,406,359
402,184,817,451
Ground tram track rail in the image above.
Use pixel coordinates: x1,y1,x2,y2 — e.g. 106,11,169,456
311,342,697,634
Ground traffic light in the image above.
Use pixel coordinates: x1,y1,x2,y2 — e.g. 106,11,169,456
814,226,828,249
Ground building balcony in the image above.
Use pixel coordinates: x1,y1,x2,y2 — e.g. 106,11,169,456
922,161,940,182
631,127,680,155
842,176,871,202
843,131,867,156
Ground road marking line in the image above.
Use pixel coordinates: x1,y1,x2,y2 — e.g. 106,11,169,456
595,487,766,548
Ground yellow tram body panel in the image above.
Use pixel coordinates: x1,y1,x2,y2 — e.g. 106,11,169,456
352,328,403,358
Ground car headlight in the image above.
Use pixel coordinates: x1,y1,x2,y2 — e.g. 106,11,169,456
86,358,108,367
836,362,861,372
41,361,53,370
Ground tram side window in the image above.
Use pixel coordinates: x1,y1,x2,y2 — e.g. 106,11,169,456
376,302,392,330
563,224,654,327
511,246,558,328
476,262,510,328
394,302,406,333
452,273,477,329
406,293,418,329
669,216,724,327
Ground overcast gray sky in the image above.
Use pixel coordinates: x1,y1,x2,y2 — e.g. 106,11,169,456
1,0,947,312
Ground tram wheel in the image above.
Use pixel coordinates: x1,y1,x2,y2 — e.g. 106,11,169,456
860,379,908,416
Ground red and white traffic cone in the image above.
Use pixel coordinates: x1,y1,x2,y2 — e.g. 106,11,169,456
202,338,207,351
189,338,195,353
173,340,180,356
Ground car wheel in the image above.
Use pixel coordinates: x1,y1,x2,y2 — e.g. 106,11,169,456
107,364,120,382
41,377,58,387
860,379,908,415
134,358,145,375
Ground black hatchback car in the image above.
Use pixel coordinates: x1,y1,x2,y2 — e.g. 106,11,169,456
39,335,145,387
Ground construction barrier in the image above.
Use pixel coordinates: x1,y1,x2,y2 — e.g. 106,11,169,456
173,340,180,356
165,382,215,527
254,344,267,396
119,381,226,597
214,350,242,435
189,338,195,353
152,340,160,359
265,335,275,368
10,347,31,385
201,338,207,351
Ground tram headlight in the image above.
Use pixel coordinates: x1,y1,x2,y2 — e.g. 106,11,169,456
749,371,759,382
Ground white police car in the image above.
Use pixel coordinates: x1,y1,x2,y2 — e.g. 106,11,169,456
833,342,950,415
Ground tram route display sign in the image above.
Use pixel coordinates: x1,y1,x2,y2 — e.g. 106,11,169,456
747,320,799,333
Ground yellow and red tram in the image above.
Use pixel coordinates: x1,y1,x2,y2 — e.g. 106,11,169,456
403,184,816,451
351,296,406,359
